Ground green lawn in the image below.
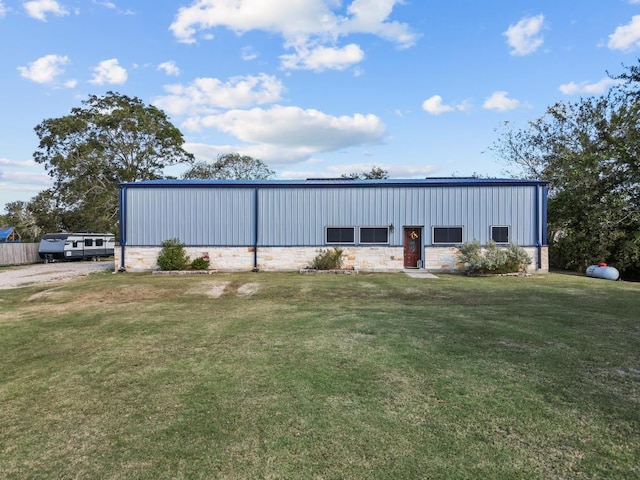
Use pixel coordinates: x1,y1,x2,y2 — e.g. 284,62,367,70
1,272,639,479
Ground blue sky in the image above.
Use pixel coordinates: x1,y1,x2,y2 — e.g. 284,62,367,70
1,0,640,209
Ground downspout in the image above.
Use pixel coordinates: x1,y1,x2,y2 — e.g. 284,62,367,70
542,184,548,248
535,185,542,270
119,185,127,271
253,187,259,271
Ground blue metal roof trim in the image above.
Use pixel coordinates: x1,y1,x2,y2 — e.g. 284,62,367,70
121,178,548,188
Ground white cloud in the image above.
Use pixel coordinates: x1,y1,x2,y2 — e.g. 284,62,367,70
24,0,68,21
559,77,621,95
0,170,52,185
608,15,640,51
0,158,51,196
503,14,545,56
327,162,436,178
340,0,417,48
17,54,69,84
422,95,453,115
241,46,258,61
185,142,315,164
183,105,386,163
483,91,520,111
158,61,180,76
280,162,438,180
0,158,38,168
154,74,285,116
169,0,416,70
280,43,364,71
188,105,384,148
89,59,128,85
0,2,7,17
93,0,116,8
421,95,470,115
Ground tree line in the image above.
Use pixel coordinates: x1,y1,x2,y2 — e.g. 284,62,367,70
491,61,640,278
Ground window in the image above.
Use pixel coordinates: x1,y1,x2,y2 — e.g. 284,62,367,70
84,239,93,247
72,241,78,248
95,239,104,247
491,226,509,243
326,227,355,244
360,227,389,244
433,226,463,244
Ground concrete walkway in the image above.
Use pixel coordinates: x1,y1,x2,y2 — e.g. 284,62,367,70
403,270,438,279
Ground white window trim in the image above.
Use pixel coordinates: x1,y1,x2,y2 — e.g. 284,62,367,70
491,225,510,244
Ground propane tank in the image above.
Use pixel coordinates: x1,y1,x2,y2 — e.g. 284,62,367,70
586,263,620,281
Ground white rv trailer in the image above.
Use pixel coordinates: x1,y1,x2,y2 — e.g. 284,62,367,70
38,232,115,262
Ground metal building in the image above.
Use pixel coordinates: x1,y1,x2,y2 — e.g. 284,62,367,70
117,178,548,272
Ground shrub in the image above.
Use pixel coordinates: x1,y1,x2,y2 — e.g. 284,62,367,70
157,238,190,271
482,241,509,273
505,243,532,273
311,248,344,270
458,241,531,274
190,256,210,270
458,240,482,273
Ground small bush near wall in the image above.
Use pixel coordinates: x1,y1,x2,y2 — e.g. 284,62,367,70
311,248,343,270
157,238,190,271
190,256,210,270
458,241,532,274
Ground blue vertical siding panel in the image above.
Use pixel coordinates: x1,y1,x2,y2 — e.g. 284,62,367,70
126,187,255,245
125,183,542,248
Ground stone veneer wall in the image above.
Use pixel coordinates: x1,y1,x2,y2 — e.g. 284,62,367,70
424,246,549,273
116,246,255,272
116,245,549,273
259,246,406,271
116,246,406,272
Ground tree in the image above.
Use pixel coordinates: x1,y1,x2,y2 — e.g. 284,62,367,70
33,91,194,234
491,62,640,276
1,191,65,242
183,153,275,180
2,201,40,242
26,190,65,234
341,166,389,180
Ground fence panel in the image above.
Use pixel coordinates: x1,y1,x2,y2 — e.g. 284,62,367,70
0,243,40,266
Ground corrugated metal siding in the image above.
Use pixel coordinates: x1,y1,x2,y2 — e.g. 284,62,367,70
257,185,538,246
125,187,255,245
124,183,540,247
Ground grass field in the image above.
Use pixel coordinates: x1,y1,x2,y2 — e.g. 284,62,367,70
1,271,639,479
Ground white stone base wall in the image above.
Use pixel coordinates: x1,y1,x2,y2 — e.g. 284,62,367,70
116,246,255,272
115,245,549,273
257,246,406,272
424,247,462,271
424,246,549,273
116,246,406,272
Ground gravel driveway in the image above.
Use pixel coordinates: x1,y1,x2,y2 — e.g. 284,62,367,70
0,261,115,290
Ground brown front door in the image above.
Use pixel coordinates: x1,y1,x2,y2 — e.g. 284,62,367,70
404,227,422,268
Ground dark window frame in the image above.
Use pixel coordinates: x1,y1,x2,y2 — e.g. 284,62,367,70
84,238,93,247
491,225,510,244
326,227,355,244
359,227,390,244
432,226,463,244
